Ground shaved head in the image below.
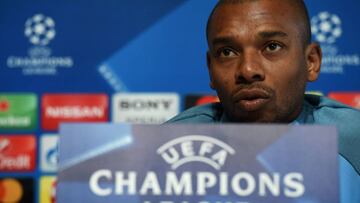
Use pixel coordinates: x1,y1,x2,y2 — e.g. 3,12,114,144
206,0,311,47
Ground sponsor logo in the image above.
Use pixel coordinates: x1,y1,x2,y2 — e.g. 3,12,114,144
88,135,305,202
0,99,10,112
328,92,360,109
25,13,56,46
157,135,235,170
185,95,219,109
112,93,179,124
0,138,10,151
311,11,360,74
42,94,108,130
51,180,57,203
45,106,105,119
0,135,36,171
0,178,34,203
40,176,57,203
311,12,342,44
40,135,59,172
0,94,37,130
6,13,74,75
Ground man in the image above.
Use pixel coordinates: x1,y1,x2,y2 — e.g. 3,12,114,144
167,0,360,201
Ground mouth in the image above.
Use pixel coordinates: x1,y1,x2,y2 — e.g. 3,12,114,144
233,88,271,112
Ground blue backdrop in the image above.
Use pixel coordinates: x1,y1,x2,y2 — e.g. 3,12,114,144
1,0,359,95
0,1,359,203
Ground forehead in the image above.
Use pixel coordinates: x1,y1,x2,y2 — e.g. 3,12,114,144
208,0,302,42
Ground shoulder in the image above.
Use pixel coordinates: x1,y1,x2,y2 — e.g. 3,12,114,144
165,102,223,123
305,94,360,125
305,94,360,175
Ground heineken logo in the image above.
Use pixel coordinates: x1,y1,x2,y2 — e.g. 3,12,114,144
0,100,9,112
0,94,37,130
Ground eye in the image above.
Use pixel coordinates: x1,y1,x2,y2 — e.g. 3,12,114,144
264,42,283,52
218,48,237,57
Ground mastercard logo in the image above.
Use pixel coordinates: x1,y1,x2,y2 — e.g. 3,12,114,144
0,178,23,202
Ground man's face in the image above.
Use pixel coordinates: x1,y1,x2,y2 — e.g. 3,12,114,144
207,0,316,123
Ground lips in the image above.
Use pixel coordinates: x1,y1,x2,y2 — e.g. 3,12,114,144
233,88,271,112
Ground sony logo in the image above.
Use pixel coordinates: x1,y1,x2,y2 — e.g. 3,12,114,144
119,100,173,111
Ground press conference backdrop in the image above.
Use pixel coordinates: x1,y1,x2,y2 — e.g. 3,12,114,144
0,0,359,203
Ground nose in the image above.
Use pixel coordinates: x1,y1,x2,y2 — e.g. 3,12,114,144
235,50,265,83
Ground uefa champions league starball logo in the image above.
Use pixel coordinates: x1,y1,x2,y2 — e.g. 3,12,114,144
24,14,56,46
6,13,73,75
311,11,342,44
309,11,360,74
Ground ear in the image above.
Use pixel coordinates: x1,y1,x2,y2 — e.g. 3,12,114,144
305,43,322,82
207,51,215,90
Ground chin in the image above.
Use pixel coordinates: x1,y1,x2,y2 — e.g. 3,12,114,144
228,111,273,123
229,108,289,123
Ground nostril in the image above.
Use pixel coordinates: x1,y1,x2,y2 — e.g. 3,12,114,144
252,74,263,81
236,71,265,84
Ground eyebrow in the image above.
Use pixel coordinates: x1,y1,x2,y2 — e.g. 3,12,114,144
211,31,288,45
258,31,288,39
211,37,237,47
